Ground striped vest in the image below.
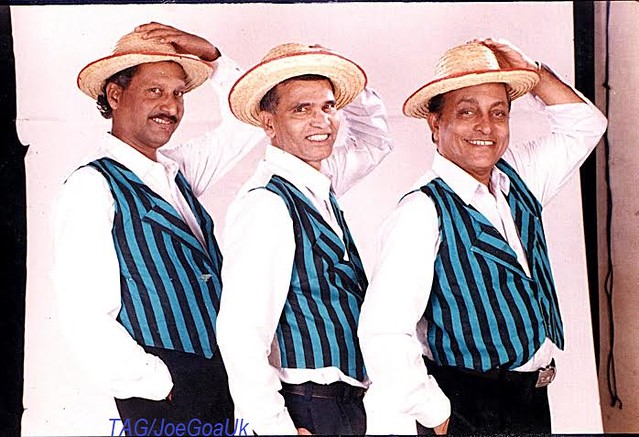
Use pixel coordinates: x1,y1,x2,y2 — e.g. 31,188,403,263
420,159,564,371
87,157,222,358
263,175,368,381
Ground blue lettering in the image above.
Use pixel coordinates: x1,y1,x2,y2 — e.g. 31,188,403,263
134,418,148,436
224,418,237,436
201,422,213,436
237,419,249,436
121,419,132,436
152,418,164,436
174,422,186,436
213,422,224,436
109,418,121,437
163,422,175,436
188,418,201,435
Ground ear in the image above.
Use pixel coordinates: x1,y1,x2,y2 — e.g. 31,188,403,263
258,111,277,141
105,82,123,111
427,112,440,145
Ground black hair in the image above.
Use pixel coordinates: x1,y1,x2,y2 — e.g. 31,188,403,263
96,65,139,119
258,74,334,113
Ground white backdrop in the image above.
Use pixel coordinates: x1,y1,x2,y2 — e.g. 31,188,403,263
12,2,602,435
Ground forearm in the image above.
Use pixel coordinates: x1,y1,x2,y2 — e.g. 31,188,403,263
53,169,172,400
505,93,607,204
358,193,449,430
164,53,264,195
531,63,585,105
322,87,393,196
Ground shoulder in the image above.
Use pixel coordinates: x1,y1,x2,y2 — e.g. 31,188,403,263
227,171,291,227
380,188,438,238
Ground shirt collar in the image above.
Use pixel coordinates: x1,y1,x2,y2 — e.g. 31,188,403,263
264,144,333,199
431,152,511,204
102,132,179,179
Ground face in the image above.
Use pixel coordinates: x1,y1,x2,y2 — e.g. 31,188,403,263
108,61,187,160
258,79,340,171
428,83,510,185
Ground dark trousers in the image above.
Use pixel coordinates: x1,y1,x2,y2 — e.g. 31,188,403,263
280,381,366,435
115,346,234,436
417,359,551,436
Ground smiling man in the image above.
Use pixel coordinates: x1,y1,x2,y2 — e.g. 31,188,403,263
358,39,607,435
53,22,266,431
216,43,392,435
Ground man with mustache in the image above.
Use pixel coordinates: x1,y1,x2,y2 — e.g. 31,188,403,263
217,43,392,435
53,22,262,430
53,24,390,432
358,38,607,435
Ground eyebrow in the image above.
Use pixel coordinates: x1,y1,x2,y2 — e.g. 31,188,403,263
456,97,508,107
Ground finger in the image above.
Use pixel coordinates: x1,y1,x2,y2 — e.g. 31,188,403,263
135,22,175,32
139,29,186,41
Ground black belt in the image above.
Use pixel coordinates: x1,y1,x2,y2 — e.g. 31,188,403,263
280,381,366,400
425,358,557,388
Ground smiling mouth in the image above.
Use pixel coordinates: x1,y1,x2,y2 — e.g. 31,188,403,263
467,139,495,146
306,133,330,142
150,115,178,126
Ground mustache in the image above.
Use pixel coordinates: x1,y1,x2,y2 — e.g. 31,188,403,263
149,113,178,124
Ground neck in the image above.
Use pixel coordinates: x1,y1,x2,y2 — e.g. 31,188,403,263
110,131,158,162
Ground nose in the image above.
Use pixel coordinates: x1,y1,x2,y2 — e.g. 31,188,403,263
310,108,331,128
159,93,182,116
474,113,492,135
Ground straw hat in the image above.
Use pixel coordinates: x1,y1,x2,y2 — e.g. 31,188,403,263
77,29,213,100
403,42,540,119
229,43,367,126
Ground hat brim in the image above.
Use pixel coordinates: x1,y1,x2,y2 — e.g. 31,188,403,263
228,51,367,127
77,52,213,100
403,68,540,119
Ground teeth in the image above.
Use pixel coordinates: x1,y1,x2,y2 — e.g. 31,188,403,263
307,134,329,142
152,117,171,125
468,140,494,146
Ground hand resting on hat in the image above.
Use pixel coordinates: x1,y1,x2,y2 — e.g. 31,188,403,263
135,22,221,63
470,37,584,105
469,37,537,71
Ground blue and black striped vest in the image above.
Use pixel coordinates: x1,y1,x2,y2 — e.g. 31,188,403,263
262,175,368,381
420,159,564,371
87,157,222,358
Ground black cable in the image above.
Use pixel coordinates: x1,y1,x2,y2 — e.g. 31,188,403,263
602,0,622,410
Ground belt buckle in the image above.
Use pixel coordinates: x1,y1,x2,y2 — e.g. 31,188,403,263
535,364,556,388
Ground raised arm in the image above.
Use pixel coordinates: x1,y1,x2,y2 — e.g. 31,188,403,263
136,22,265,196
479,37,608,204
321,87,393,197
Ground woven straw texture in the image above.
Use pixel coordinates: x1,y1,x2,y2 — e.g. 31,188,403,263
229,43,366,127
403,43,539,119
77,30,212,99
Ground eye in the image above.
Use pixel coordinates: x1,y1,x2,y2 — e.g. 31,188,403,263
492,109,508,119
149,87,162,95
458,108,475,117
323,102,337,112
294,105,309,113
174,90,185,98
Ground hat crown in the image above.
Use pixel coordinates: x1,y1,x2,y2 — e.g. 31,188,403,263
112,30,179,55
261,43,326,62
434,43,502,79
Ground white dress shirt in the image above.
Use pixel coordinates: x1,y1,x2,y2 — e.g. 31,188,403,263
52,54,265,401
216,87,392,435
358,94,607,433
